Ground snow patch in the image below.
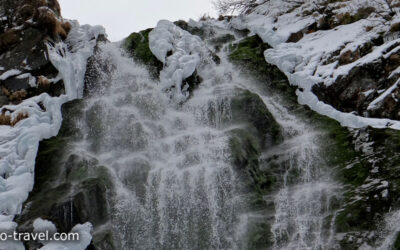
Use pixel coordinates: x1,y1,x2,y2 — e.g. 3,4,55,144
0,69,21,81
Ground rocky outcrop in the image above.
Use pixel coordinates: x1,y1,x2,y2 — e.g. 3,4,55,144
123,28,163,79
312,39,400,120
226,0,400,128
0,0,71,106
16,100,116,250
220,22,400,248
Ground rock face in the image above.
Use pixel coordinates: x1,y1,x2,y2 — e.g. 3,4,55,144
222,25,400,248
228,0,400,127
0,0,70,106
16,100,116,250
5,1,400,249
312,41,400,120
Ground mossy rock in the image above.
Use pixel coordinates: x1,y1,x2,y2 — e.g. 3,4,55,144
231,89,282,145
228,35,297,103
209,33,235,52
17,99,116,248
210,34,235,45
329,126,400,234
229,128,276,207
123,28,163,78
394,232,400,250
228,89,281,202
246,220,274,250
173,20,205,38
230,128,261,169
229,36,270,65
90,230,116,250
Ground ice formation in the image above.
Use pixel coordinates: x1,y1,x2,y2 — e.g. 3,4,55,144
0,20,104,250
149,20,211,102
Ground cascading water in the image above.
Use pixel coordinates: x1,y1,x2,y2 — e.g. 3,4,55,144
73,43,247,250
260,97,340,250
63,24,342,249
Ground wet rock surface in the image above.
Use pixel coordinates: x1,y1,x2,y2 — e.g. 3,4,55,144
7,4,400,249
16,100,116,250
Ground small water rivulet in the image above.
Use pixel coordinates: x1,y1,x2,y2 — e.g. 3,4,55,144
260,97,340,250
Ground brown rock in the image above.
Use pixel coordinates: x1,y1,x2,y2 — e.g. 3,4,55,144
287,30,304,43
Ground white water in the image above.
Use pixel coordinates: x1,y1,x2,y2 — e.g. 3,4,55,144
376,210,400,250
73,43,247,250
261,98,340,250
214,42,341,249
65,27,341,249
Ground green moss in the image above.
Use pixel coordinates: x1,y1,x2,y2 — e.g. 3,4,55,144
228,35,297,103
394,232,400,250
231,89,283,145
229,128,276,207
79,166,114,191
246,221,274,249
92,230,116,250
209,34,235,52
123,28,163,78
229,36,269,62
230,128,261,168
210,34,235,45
173,20,205,38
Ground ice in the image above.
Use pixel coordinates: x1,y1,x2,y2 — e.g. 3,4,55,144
33,218,57,234
149,20,211,102
0,20,103,250
38,223,93,250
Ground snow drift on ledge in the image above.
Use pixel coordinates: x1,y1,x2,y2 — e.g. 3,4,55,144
0,21,104,250
228,0,400,130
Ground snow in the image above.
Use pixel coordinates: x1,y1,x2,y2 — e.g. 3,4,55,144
149,20,212,102
16,73,37,87
0,69,21,81
33,218,57,236
229,0,400,130
0,20,103,250
368,79,400,110
38,223,93,250
33,219,92,250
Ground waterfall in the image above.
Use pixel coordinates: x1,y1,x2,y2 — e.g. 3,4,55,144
62,25,342,249
73,43,247,249
260,97,340,250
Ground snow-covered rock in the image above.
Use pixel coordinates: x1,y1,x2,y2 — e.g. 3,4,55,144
0,19,104,250
230,0,400,129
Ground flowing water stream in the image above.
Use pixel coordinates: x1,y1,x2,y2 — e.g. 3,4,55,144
65,33,340,249
260,97,339,250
